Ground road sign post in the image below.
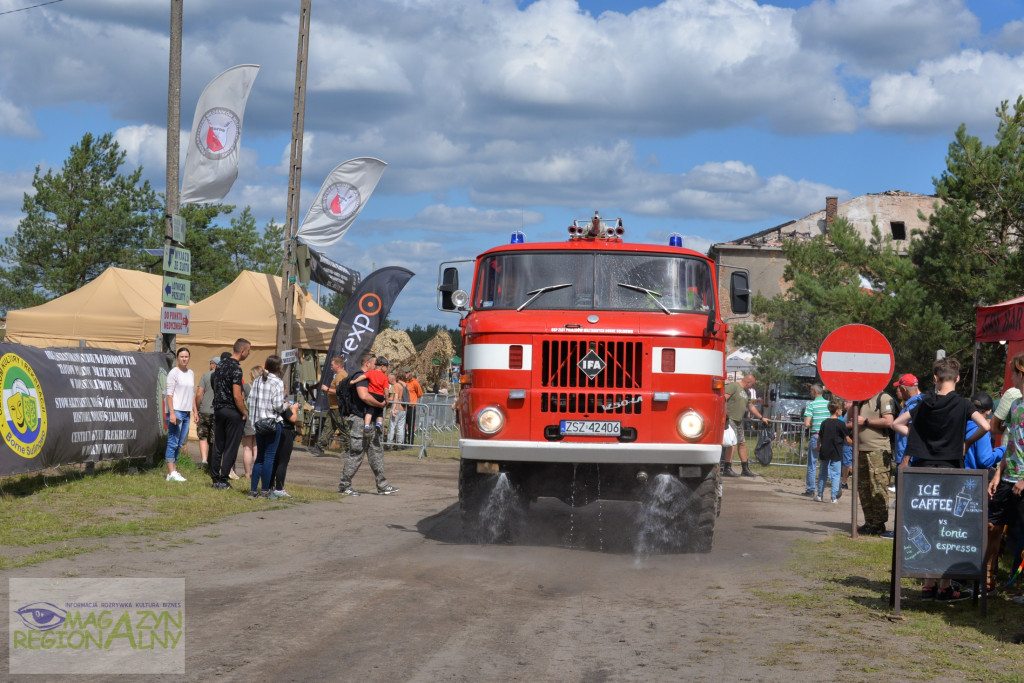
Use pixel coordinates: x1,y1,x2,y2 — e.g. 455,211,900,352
162,275,190,306
161,307,190,335
817,324,895,539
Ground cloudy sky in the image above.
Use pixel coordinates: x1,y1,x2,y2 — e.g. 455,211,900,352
1,0,1023,327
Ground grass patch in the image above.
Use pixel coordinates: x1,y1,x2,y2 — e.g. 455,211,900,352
0,457,336,570
786,533,1024,681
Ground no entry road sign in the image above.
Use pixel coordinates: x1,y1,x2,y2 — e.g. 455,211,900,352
817,324,894,401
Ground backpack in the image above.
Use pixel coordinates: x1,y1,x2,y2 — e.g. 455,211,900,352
338,373,363,417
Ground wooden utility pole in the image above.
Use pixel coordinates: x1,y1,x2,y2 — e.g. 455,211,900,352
277,0,311,386
162,0,182,355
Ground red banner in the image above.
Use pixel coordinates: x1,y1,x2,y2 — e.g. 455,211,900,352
976,297,1024,343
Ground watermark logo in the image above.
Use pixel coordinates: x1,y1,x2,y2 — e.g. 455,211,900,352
1,352,47,459
14,602,66,631
9,578,185,675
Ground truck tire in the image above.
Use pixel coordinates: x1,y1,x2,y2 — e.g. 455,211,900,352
688,471,717,553
459,459,487,543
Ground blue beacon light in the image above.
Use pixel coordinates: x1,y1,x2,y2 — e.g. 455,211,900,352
668,233,683,248
510,231,525,244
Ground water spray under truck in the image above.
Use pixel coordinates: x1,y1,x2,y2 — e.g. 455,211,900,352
437,214,750,551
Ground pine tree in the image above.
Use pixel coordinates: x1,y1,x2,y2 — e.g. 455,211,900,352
0,132,161,312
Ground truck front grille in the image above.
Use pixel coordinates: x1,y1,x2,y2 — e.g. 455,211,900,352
541,340,643,389
539,392,644,415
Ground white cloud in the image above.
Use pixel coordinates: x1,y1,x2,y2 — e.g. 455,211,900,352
992,19,1024,53
114,124,168,172
864,51,1024,133
794,0,979,75
0,97,37,137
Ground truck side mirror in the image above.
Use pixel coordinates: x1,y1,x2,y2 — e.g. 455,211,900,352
439,267,459,310
730,271,750,315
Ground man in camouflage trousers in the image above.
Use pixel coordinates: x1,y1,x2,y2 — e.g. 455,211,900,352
848,390,895,535
337,352,399,496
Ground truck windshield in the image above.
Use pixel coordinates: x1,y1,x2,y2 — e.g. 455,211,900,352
474,251,714,313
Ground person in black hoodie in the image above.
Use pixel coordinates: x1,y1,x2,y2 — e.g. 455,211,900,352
893,356,990,601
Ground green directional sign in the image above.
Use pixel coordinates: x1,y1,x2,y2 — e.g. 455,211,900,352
162,275,190,306
163,244,191,276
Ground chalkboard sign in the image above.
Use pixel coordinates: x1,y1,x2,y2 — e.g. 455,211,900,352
890,467,988,616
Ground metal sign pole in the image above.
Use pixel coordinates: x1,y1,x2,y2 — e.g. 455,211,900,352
851,403,860,539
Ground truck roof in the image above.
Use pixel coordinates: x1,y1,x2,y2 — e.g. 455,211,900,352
477,238,713,264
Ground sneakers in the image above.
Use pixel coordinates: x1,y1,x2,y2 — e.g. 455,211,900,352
308,446,325,457
274,489,292,498
857,523,885,536
377,485,400,495
887,484,896,493
936,585,973,602
840,482,849,490
802,490,816,497
212,481,231,490
228,470,240,480
339,487,361,496
813,495,822,502
879,530,895,539
921,585,937,600
166,471,186,482
247,490,260,499
830,498,839,504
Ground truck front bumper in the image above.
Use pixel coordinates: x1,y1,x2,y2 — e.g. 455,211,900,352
459,439,721,465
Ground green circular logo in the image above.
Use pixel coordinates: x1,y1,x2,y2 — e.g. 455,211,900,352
1,353,47,459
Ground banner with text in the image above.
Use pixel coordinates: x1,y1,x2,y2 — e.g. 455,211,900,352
309,248,361,298
314,267,414,412
0,344,168,478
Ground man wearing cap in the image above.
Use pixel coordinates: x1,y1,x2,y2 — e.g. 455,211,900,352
193,356,220,469
892,374,924,476
338,351,398,496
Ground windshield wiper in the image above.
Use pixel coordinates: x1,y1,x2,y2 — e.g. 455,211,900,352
517,283,573,311
617,282,670,314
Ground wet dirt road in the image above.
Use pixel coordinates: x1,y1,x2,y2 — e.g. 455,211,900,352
3,452,861,682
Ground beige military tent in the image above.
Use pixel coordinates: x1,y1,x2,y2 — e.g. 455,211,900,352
180,270,337,377
5,269,338,378
4,267,164,351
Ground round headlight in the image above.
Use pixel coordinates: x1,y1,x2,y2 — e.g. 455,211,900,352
451,289,470,308
476,406,505,435
677,410,705,440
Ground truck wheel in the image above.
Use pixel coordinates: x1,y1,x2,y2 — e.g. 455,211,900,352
687,471,717,553
459,459,487,543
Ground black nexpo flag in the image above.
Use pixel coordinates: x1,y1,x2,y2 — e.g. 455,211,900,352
314,266,414,412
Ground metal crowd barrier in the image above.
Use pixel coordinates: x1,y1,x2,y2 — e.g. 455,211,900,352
748,417,808,467
383,393,460,457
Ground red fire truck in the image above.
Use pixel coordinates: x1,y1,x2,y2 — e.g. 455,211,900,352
437,214,749,551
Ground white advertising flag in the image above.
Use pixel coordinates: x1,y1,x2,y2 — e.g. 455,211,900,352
179,64,260,204
295,157,387,249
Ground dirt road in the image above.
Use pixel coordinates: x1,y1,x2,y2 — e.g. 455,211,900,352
3,452,886,682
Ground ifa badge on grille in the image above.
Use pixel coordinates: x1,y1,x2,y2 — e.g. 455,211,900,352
577,350,606,379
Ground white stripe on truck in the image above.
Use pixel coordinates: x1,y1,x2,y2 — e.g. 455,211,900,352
652,348,723,375
463,343,533,371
